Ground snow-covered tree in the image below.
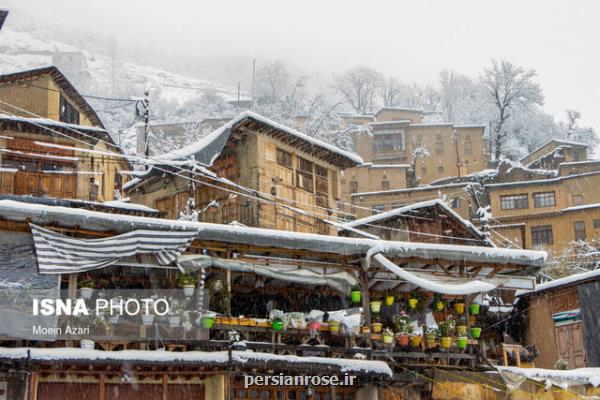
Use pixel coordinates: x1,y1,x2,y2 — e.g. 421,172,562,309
333,66,383,114
480,60,544,162
557,110,599,149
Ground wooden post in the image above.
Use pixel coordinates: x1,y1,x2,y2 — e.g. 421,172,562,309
28,372,37,400
226,269,232,317
67,273,78,298
99,373,106,400
360,267,371,326
162,374,168,400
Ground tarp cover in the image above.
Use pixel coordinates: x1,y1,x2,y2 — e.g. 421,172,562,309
30,223,198,274
179,255,358,293
577,280,600,367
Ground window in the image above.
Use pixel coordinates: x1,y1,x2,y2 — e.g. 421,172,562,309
500,194,529,210
531,225,554,246
276,148,292,168
59,94,79,125
593,219,600,229
372,204,385,215
533,191,556,208
296,157,313,192
349,181,358,194
450,197,461,209
421,166,427,176
572,195,583,206
414,134,424,147
437,165,444,174
381,180,390,191
574,221,586,241
435,141,444,154
315,165,328,193
464,135,473,155
373,133,405,152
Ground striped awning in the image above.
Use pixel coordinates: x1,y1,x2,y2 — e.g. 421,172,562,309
30,224,198,274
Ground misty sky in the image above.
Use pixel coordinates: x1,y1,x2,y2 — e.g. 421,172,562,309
3,0,600,131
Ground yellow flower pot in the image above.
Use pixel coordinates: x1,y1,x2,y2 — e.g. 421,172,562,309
370,301,382,313
408,298,418,309
385,295,395,306
440,336,452,349
361,325,371,334
453,302,465,315
456,325,467,336
329,321,340,334
383,334,394,344
411,335,422,347
371,322,383,333
426,336,437,349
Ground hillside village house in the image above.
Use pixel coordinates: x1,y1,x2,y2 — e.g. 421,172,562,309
125,111,362,234
515,270,600,369
0,196,547,399
0,66,130,202
333,108,488,204
520,139,588,170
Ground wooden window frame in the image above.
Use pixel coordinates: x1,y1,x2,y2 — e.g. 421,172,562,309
276,148,293,169
531,225,554,246
59,94,80,125
295,156,314,193
574,221,586,241
533,191,556,208
500,194,529,210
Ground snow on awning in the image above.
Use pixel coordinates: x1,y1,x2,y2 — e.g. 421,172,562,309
30,224,198,274
372,253,496,295
178,255,358,293
497,366,600,390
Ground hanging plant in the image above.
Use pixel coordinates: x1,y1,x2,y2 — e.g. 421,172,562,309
408,292,422,310
350,286,362,304
431,294,446,312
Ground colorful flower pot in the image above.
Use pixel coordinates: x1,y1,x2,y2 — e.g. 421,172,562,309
383,334,394,344
456,325,467,336
440,336,452,349
370,301,382,313
351,290,362,304
453,302,465,314
469,303,480,315
470,327,481,339
182,285,195,297
426,335,437,349
308,321,321,331
361,325,371,334
272,319,284,332
456,336,468,350
329,321,340,334
79,287,94,300
411,335,422,347
408,298,418,309
385,295,395,306
371,322,383,333
397,333,410,346
201,316,215,329
435,301,445,311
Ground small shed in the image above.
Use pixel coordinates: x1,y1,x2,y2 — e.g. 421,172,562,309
516,270,600,369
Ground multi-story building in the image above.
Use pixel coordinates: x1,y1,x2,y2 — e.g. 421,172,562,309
520,139,588,170
337,107,488,205
0,66,130,202
126,111,362,234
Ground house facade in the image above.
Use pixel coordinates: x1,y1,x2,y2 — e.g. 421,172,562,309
0,66,130,202
126,112,362,234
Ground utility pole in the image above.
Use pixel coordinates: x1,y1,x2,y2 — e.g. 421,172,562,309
142,89,150,164
452,129,461,178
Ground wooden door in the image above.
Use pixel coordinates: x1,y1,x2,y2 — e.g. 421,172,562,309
556,322,586,368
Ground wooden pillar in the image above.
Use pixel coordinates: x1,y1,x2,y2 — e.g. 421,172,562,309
162,374,168,400
99,373,106,400
27,372,37,400
67,273,78,298
360,267,371,326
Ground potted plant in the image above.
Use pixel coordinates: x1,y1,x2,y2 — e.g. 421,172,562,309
425,326,438,349
350,286,362,304
456,321,467,337
382,328,394,344
456,336,468,350
411,327,423,347
371,317,383,334
370,298,382,313
141,310,155,326
178,274,197,297
469,303,480,315
168,304,183,328
432,294,445,312
438,318,455,349
408,293,421,310
201,313,216,329
271,318,284,332
329,320,341,334
453,299,465,315
470,326,481,339
393,314,412,346
80,339,95,350
360,325,371,334
385,291,395,306
78,275,95,300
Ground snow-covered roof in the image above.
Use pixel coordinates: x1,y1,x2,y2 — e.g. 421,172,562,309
340,199,486,241
369,120,412,127
156,111,363,167
102,200,158,212
0,199,547,267
517,269,600,297
352,182,471,197
497,366,600,388
0,113,107,133
562,202,600,212
0,347,392,377
358,163,410,169
485,170,600,190
520,139,588,163
374,107,424,115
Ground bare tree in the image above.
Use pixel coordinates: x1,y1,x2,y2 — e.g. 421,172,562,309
333,66,382,114
480,60,544,161
255,61,290,103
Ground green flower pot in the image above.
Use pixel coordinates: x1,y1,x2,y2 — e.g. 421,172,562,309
201,316,215,329
469,303,480,315
456,336,468,350
350,290,362,304
470,327,481,339
272,319,284,332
